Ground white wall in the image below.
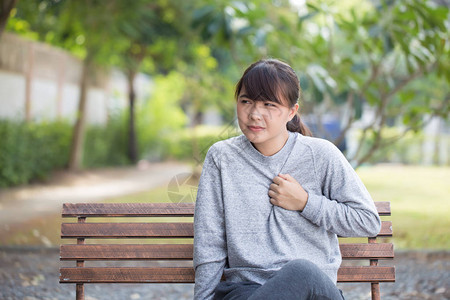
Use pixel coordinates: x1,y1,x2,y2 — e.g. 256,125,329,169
0,71,26,119
0,33,152,125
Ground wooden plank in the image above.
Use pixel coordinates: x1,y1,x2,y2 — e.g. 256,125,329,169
60,266,395,284
378,221,393,237
61,243,393,261
62,202,389,217
60,244,194,260
374,202,390,216
61,221,391,239
60,267,195,283
340,243,394,259
62,203,195,217
61,223,194,239
337,266,395,282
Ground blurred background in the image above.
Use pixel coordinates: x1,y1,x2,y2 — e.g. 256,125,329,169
0,0,449,299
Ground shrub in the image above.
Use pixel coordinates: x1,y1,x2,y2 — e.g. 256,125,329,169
83,115,129,167
0,115,130,187
0,120,71,187
161,125,241,162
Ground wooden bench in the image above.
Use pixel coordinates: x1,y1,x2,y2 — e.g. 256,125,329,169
60,202,395,300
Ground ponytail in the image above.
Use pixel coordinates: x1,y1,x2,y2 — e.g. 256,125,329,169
287,113,313,137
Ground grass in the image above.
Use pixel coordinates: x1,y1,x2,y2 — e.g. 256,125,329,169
356,165,450,250
0,165,448,250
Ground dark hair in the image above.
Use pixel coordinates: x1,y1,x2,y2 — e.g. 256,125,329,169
235,59,312,136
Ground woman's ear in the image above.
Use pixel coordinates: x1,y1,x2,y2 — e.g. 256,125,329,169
289,103,299,120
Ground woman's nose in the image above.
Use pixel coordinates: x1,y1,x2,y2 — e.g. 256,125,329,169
248,104,263,119
249,111,262,120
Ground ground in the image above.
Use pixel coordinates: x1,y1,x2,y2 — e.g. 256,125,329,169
0,162,449,299
1,248,448,299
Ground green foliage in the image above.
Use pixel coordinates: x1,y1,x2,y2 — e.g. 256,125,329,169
5,0,449,167
136,72,188,160
0,120,71,187
0,116,134,187
353,127,426,165
82,115,130,167
161,125,241,162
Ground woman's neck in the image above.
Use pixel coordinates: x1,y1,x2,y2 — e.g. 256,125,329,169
252,131,290,156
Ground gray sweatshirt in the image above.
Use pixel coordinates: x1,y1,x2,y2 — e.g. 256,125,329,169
193,132,381,300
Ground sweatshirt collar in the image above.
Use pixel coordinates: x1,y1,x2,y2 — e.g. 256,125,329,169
241,131,298,165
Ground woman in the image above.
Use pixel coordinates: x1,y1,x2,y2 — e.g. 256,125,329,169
193,58,381,300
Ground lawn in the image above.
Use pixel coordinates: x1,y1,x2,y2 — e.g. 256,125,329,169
356,164,450,250
1,165,448,250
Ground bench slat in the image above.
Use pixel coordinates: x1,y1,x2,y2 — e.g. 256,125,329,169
60,243,394,261
60,267,195,283
61,221,392,239
338,266,395,282
62,202,390,217
374,202,390,216
60,266,395,284
377,221,392,237
62,203,195,217
340,243,394,259
61,223,194,238
60,244,194,260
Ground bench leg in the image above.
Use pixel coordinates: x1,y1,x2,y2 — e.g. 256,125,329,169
76,283,84,300
371,282,380,300
76,217,86,300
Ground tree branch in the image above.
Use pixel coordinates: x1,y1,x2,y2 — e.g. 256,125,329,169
332,92,354,147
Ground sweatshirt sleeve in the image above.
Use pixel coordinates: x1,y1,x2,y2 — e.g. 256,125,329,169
193,145,227,300
300,140,381,237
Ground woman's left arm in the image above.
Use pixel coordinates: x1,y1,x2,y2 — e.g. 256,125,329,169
270,140,381,237
302,141,381,237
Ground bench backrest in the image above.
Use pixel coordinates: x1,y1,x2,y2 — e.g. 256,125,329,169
60,202,395,300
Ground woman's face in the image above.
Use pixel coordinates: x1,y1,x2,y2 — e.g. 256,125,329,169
236,86,298,156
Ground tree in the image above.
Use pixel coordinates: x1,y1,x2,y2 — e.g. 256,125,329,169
113,0,189,163
299,0,449,166
9,0,143,169
0,0,17,37
203,0,449,167
58,0,127,170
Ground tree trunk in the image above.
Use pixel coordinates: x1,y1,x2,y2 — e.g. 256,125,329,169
0,0,17,37
68,56,91,170
192,110,203,127
127,70,138,163
24,42,34,122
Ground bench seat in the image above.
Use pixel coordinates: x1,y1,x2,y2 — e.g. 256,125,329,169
60,202,395,300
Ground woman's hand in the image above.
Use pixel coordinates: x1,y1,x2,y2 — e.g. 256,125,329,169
268,173,308,211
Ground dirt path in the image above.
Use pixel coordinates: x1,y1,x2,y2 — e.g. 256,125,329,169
0,248,448,300
0,161,192,226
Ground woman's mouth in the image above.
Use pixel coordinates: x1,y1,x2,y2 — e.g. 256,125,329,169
248,125,265,132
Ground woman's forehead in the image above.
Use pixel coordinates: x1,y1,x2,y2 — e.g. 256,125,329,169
239,85,288,105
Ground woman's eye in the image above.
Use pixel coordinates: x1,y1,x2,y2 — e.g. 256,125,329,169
241,100,251,104
264,102,276,107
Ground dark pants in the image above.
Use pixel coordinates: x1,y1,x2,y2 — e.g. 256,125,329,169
214,259,345,300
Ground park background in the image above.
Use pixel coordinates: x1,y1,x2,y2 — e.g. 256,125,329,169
0,0,449,299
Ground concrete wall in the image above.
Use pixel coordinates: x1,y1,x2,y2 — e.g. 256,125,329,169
0,33,150,125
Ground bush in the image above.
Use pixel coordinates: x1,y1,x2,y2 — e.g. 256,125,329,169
161,125,241,162
136,72,188,161
0,115,131,187
0,120,72,187
83,115,129,167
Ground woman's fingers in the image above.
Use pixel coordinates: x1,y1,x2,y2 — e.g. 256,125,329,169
269,173,308,211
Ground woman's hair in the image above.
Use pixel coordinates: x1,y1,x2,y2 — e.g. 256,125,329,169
235,59,312,136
